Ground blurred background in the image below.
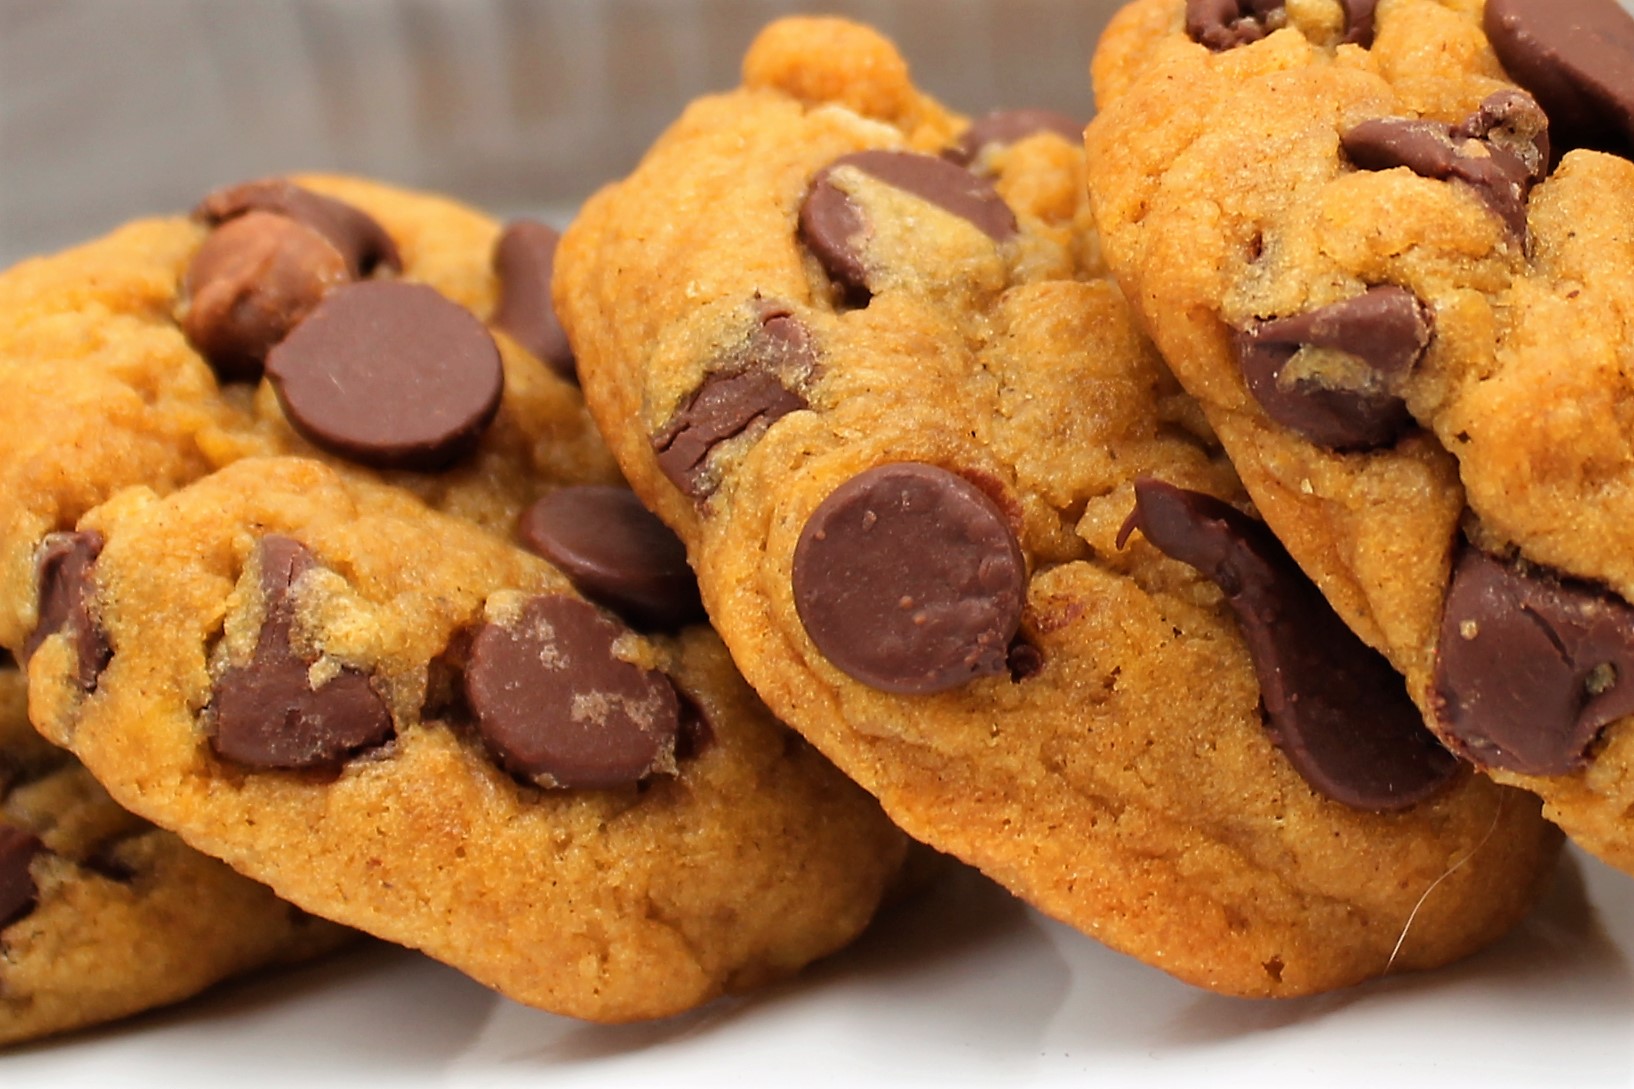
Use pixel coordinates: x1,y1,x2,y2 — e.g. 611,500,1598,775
0,0,1125,265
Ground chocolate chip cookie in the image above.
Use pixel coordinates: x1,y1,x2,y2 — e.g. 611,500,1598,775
556,15,1561,997
2,660,349,1046
2,175,908,1020
1087,0,1634,872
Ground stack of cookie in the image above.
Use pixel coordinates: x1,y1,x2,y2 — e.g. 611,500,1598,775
4,0,1630,1049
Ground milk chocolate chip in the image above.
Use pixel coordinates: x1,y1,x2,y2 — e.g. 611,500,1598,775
799,150,1017,304
1485,0,1634,161
1234,286,1431,450
1120,479,1457,811
653,308,815,500
196,179,401,279
464,594,681,790
1343,91,1549,239
1186,0,1287,51
793,463,1026,695
519,487,705,632
266,281,504,471
947,110,1083,167
492,219,576,382
0,826,44,929
24,531,111,693
1432,546,1634,776
183,212,351,383
210,537,394,771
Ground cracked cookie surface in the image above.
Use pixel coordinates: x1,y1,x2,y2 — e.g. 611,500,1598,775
557,15,1560,997
1087,0,1634,872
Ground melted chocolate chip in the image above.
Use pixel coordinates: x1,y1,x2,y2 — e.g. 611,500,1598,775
196,179,402,278
182,212,351,383
210,537,394,771
799,150,1017,303
792,463,1026,695
1119,479,1458,811
1432,546,1634,776
491,219,576,382
1485,0,1634,161
652,308,815,501
463,594,681,790
946,110,1083,167
518,487,705,632
1338,0,1378,47
24,531,111,692
1343,92,1548,240
0,826,44,929
1186,0,1287,51
1234,286,1431,450
265,281,504,471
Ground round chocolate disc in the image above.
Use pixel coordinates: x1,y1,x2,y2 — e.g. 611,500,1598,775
464,594,681,790
518,487,705,632
792,462,1026,695
265,281,504,471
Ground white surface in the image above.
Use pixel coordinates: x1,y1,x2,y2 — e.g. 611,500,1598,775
4,846,1632,1087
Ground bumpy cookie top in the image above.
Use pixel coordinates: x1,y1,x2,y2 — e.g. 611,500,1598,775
3,174,909,1021
559,16,1559,997
1088,0,1634,870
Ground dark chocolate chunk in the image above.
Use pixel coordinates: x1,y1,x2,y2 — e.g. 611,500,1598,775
1337,0,1378,47
1343,91,1549,239
182,211,351,383
518,487,704,632
210,536,394,771
1233,285,1430,450
0,826,44,929
491,219,576,382
1432,545,1634,776
652,308,815,500
1485,0,1634,161
946,109,1083,167
265,281,504,471
1119,479,1458,811
799,150,1017,303
196,179,402,278
463,594,681,789
792,463,1026,695
24,531,111,692
1186,0,1287,51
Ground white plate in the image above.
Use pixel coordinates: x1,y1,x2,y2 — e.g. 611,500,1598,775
4,845,1632,1087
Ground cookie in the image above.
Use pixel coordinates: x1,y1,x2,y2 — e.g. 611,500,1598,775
1086,0,1634,872
2,176,909,1020
555,16,1561,997
2,659,349,1046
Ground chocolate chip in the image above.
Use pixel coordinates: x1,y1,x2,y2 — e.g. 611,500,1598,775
182,211,351,383
1186,0,1287,51
1343,92,1548,240
210,537,394,771
1234,285,1430,450
1432,546,1634,776
491,219,576,382
1119,479,1458,811
518,487,705,632
792,463,1026,695
799,150,1017,304
946,110,1083,167
463,594,681,790
1337,0,1378,47
1485,0,1634,161
0,826,44,929
265,281,504,471
652,308,815,501
196,179,401,279
24,531,111,692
